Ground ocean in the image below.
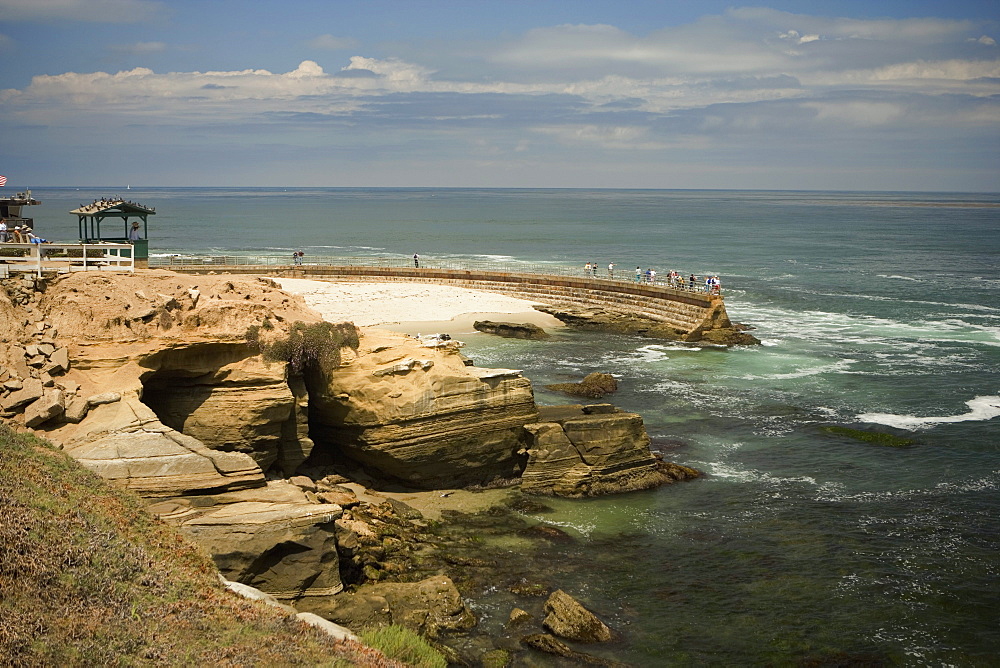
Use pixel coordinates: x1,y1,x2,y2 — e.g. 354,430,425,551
26,187,1000,665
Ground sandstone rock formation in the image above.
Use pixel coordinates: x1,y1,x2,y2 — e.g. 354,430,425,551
520,404,673,497
307,328,539,489
0,268,699,648
536,303,760,345
0,271,340,603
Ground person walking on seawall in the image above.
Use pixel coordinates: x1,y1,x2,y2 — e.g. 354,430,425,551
413,253,420,268
608,262,615,279
128,221,142,242
635,266,642,283
0,218,7,242
592,261,598,277
585,261,591,276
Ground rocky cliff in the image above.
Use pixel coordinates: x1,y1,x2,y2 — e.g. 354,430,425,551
0,270,689,632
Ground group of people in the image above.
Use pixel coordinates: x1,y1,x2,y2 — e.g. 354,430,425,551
292,251,304,265
0,218,46,244
583,261,721,293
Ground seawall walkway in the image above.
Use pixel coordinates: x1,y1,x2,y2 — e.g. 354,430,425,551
157,255,733,337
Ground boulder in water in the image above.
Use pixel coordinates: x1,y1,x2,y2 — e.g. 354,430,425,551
542,589,613,643
474,320,550,340
546,372,618,399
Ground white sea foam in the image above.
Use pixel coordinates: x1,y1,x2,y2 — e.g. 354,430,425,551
741,357,855,380
876,274,922,282
858,395,1000,430
703,462,819,488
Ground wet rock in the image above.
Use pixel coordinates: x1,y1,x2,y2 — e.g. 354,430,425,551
519,524,575,543
507,608,533,629
480,649,511,668
542,590,613,643
547,372,618,399
508,578,550,598
473,320,550,340
657,460,701,481
521,633,625,666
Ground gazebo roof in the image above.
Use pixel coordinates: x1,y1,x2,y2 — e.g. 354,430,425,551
71,198,155,217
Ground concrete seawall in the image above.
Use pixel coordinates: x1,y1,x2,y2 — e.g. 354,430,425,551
169,264,743,341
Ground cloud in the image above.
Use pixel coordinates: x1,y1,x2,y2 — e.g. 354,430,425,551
1,7,996,189
308,34,359,50
0,0,164,23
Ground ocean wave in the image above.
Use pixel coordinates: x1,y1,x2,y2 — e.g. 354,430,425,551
857,395,1000,430
876,274,922,281
741,358,855,380
702,461,819,488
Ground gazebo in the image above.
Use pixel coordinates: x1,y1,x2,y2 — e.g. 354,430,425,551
70,198,155,265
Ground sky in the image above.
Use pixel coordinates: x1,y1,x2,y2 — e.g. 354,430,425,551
0,0,997,191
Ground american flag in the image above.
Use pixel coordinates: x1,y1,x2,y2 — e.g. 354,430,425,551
0,175,6,187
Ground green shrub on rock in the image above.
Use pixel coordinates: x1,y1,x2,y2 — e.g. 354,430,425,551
246,320,359,373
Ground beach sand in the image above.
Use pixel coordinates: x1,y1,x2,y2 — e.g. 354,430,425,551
273,278,563,335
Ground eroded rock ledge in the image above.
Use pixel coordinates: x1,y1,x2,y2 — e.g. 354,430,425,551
535,303,761,345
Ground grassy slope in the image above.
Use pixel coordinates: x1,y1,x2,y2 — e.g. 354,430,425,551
0,425,399,667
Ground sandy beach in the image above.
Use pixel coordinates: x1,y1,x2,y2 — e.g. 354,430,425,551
272,278,563,334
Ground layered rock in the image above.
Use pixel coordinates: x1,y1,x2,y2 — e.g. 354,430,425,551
536,303,760,345
308,328,539,488
520,404,673,497
473,320,550,340
140,342,303,472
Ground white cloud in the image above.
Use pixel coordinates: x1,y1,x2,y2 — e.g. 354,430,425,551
308,34,358,50
970,35,997,46
342,56,434,86
0,0,164,23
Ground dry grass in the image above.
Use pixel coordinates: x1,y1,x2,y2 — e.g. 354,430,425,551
0,425,402,667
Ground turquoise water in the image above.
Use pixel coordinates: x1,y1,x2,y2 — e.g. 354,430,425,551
29,188,1000,664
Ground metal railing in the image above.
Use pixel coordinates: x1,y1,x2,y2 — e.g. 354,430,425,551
151,254,723,295
0,242,135,277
